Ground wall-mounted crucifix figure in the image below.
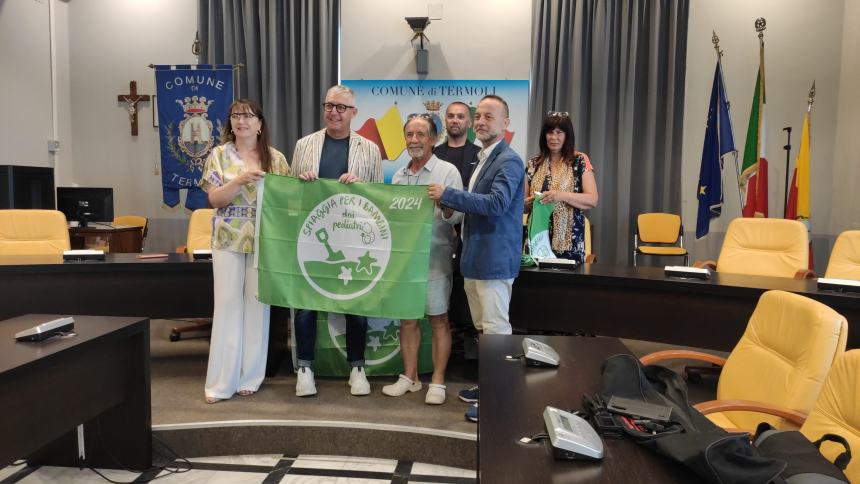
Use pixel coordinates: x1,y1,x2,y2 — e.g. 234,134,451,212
117,80,151,136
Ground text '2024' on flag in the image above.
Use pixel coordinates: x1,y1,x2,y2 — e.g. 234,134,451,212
696,60,737,239
256,176,433,320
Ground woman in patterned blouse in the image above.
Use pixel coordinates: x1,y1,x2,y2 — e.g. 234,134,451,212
200,99,290,403
524,112,599,264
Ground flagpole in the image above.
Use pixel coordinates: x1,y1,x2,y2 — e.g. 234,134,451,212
755,18,766,218
808,81,816,113
782,127,792,217
713,31,743,211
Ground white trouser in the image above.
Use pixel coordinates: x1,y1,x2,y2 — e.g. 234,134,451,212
205,249,270,399
463,278,514,335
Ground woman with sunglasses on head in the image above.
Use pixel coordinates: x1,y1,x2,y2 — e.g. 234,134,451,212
524,112,598,264
200,99,290,403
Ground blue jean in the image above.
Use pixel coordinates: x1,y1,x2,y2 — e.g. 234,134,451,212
294,309,367,367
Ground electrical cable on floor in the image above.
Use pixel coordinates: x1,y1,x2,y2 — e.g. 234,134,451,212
82,418,193,484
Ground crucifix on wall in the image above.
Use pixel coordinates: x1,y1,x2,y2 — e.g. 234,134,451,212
117,80,151,136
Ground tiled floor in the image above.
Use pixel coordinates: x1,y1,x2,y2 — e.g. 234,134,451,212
0,454,476,484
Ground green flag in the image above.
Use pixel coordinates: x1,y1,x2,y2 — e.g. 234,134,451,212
528,195,556,258
308,312,434,377
258,175,433,319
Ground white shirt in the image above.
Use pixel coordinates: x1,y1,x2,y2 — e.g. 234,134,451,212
468,138,503,191
392,155,464,279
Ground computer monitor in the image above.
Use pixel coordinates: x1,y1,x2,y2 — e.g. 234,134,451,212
56,187,114,227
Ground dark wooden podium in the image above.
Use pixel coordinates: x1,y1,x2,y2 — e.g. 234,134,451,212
0,314,151,469
69,225,143,253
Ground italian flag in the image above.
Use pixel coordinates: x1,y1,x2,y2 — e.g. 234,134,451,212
741,58,768,218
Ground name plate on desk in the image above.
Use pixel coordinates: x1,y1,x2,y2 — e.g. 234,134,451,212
63,249,105,261
192,249,213,260
535,257,578,270
817,277,860,293
664,265,709,280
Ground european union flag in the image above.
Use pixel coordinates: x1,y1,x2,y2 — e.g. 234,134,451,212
696,62,736,239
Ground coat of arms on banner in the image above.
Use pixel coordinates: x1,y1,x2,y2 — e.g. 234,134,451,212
155,65,233,210
172,96,217,168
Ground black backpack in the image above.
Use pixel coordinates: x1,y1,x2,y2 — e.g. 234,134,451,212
753,423,851,484
599,354,786,484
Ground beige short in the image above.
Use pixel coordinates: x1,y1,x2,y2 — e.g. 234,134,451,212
426,274,453,316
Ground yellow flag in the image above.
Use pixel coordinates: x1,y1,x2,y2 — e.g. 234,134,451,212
795,112,811,221
376,106,406,161
786,111,810,222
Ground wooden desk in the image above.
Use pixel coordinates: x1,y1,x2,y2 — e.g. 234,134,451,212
510,265,860,351
69,225,143,253
0,314,151,469
1,255,857,354
0,254,212,320
479,334,702,483
0,254,288,376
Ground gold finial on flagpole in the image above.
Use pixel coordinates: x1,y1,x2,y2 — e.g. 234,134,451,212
808,81,816,106
712,30,723,57
755,17,766,39
192,31,202,63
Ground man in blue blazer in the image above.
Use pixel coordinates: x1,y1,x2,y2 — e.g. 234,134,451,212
429,95,524,422
428,94,524,335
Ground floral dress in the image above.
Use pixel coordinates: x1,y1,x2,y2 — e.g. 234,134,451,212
200,142,289,253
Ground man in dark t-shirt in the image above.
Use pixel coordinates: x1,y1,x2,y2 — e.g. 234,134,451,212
433,101,480,186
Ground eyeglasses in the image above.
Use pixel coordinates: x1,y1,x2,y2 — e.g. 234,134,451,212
547,111,569,117
323,102,355,113
230,113,257,120
406,113,437,137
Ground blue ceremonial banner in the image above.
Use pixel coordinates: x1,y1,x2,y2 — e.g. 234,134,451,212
155,65,233,210
696,61,736,239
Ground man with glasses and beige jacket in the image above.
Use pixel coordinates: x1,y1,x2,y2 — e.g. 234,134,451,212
290,84,383,397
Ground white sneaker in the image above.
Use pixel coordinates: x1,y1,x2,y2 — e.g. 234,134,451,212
295,366,317,397
382,374,422,397
348,366,371,396
425,384,447,405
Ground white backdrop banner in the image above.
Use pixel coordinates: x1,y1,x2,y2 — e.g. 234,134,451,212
342,79,529,182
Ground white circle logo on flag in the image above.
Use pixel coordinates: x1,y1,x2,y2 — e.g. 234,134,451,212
297,194,391,300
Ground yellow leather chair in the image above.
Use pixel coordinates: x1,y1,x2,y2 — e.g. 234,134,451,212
171,208,215,341
799,350,860,481
584,215,596,263
691,350,860,482
695,217,813,279
633,213,688,266
0,209,71,255
824,230,860,280
176,209,214,253
113,215,148,240
642,290,847,432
